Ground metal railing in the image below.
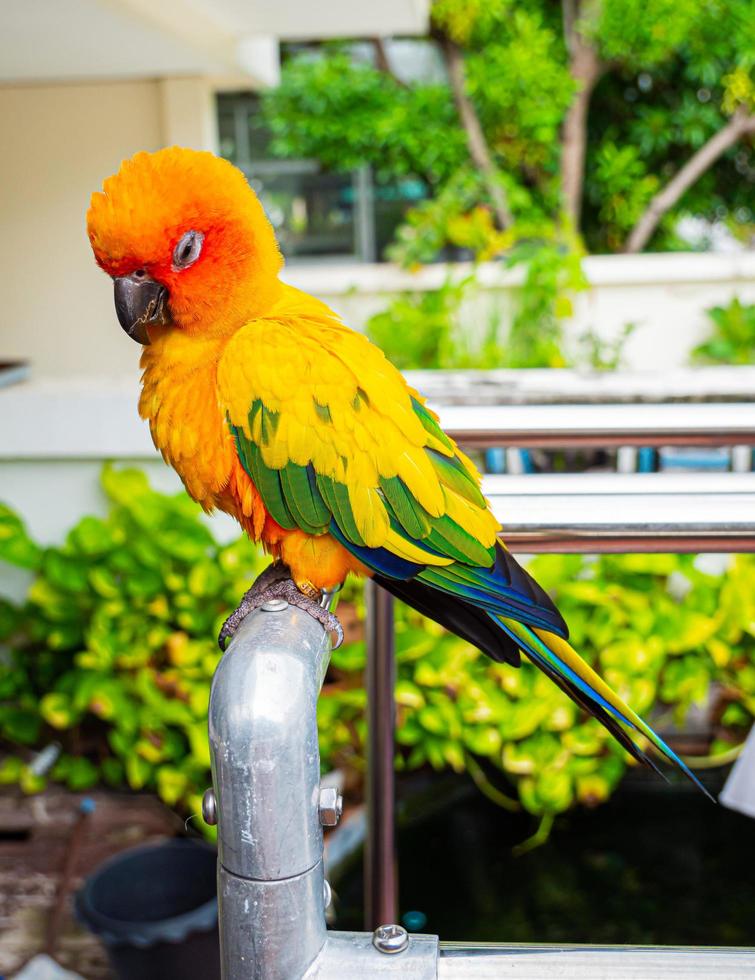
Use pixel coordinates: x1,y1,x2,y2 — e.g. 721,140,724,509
207,603,755,979
208,401,755,978
485,472,755,552
438,401,755,449
364,402,755,935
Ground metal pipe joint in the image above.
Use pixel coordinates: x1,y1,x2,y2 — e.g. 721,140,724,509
208,599,437,979
209,603,330,978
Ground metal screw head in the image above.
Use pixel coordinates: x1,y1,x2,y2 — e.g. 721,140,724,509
202,787,217,826
318,786,343,827
261,598,289,612
372,924,409,954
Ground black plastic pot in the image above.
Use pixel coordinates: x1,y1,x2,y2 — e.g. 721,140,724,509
75,837,220,980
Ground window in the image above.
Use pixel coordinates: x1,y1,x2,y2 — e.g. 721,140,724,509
217,92,424,263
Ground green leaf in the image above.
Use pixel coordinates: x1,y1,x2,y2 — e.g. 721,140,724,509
2,708,41,744
463,726,502,757
40,692,78,730
418,705,448,736
125,754,152,790
66,757,99,790
43,552,90,593
187,723,211,769
188,561,224,598
101,757,124,786
157,766,189,806
101,465,151,507
0,504,43,569
68,516,116,557
536,770,574,813
0,756,24,784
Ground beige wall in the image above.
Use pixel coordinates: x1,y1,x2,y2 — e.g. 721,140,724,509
0,77,216,379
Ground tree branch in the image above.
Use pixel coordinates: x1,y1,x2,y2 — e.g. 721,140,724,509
440,35,513,229
624,107,755,253
371,37,407,89
562,0,579,57
561,0,605,230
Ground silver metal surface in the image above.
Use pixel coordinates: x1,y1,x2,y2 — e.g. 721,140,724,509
364,581,398,931
209,605,331,881
218,862,326,980
201,787,217,826
318,786,343,827
438,401,755,448
484,472,755,553
373,924,410,954
261,598,289,612
209,603,333,979
305,932,438,979
438,942,755,977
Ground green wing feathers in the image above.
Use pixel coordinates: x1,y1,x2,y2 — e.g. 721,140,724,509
228,384,499,563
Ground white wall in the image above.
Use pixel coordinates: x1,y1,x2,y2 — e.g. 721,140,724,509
285,252,755,372
0,76,217,379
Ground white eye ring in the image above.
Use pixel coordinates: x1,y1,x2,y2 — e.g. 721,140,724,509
172,230,204,270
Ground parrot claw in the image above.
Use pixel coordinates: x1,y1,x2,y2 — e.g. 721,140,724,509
219,567,343,650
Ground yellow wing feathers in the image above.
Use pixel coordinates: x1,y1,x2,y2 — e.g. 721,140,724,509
217,296,499,561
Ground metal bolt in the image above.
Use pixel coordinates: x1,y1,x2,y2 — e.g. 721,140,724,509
261,598,289,612
323,879,332,909
372,924,409,954
202,788,217,826
318,786,343,827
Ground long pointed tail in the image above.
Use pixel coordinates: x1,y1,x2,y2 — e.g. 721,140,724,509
497,617,713,800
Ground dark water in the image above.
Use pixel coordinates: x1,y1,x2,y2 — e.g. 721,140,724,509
333,772,755,945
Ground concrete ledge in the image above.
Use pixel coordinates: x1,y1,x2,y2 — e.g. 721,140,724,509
284,252,755,296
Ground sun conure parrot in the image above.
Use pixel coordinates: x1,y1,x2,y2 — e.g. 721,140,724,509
87,147,706,793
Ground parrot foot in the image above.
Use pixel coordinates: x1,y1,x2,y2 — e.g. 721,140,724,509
218,567,343,651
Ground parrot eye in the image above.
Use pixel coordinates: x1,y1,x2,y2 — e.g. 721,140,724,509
172,230,204,270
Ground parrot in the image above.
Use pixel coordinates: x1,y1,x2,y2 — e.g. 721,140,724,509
87,146,707,794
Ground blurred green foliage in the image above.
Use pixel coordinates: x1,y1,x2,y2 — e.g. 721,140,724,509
365,245,586,371
0,466,261,818
260,0,753,368
366,275,477,370
1,468,753,832
324,552,755,820
693,297,755,365
263,0,754,255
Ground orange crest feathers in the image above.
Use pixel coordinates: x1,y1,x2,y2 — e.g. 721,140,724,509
87,147,284,328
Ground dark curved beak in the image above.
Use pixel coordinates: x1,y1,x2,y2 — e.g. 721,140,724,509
113,273,168,345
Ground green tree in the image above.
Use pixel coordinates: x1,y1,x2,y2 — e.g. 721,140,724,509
262,0,754,258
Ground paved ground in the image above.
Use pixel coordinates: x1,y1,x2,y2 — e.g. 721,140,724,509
0,788,183,978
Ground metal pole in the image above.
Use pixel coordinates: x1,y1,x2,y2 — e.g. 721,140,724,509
364,580,398,930
208,595,438,979
437,943,755,977
208,602,331,980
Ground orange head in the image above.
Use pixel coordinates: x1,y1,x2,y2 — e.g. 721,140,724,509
87,147,283,343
